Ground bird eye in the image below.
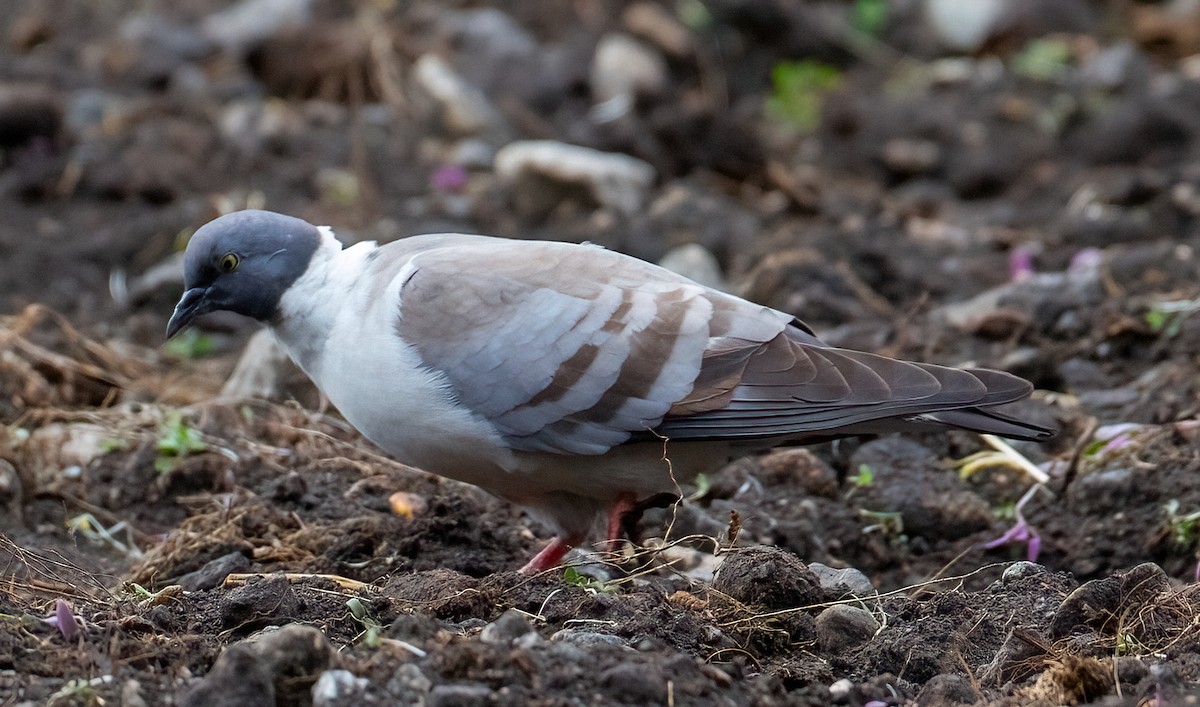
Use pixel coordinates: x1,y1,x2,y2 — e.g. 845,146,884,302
219,253,239,272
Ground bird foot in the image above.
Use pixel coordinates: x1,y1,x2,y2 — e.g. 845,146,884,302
519,534,581,574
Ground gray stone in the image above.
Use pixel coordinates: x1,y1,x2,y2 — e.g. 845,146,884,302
591,33,667,104
550,629,630,649
177,551,250,591
815,605,880,653
494,140,655,217
808,563,875,599
427,682,493,707
413,54,510,142
480,609,534,645
658,243,728,292
312,670,368,706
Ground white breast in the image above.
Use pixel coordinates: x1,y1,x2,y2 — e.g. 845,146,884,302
271,240,517,487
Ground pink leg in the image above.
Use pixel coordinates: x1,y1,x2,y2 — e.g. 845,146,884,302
605,492,639,549
520,533,583,574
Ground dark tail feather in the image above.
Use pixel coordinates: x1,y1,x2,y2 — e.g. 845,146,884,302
922,407,1057,441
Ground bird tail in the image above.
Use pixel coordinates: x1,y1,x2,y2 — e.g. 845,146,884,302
918,406,1056,441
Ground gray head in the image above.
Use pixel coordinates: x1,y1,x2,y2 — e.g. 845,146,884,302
166,210,323,338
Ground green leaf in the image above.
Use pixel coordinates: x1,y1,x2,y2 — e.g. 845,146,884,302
767,60,842,132
1012,39,1072,81
852,0,888,39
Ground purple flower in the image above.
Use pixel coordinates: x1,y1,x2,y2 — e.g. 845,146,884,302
430,164,468,193
43,598,80,641
1009,245,1035,282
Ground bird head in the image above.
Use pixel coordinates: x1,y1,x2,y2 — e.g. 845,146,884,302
166,210,322,338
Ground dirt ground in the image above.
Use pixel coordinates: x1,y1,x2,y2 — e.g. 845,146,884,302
2,0,1200,705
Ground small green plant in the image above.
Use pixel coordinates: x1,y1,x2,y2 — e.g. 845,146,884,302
346,597,382,648
155,411,207,474
562,567,618,594
46,678,102,707
859,509,904,539
767,60,842,132
163,328,217,359
1012,38,1072,81
1145,299,1200,338
99,437,129,454
1164,499,1200,548
852,0,888,39
849,464,874,488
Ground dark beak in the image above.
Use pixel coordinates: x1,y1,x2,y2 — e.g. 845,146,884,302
166,287,212,339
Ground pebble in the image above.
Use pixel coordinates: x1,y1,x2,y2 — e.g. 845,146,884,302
427,682,494,707
598,663,666,704
413,54,510,142
591,33,667,104
312,670,368,706
385,663,432,702
180,644,275,707
657,243,728,291
1000,561,1049,583
201,0,313,54
916,673,977,706
494,140,655,217
176,551,250,591
219,574,301,629
815,605,880,653
479,609,534,645
219,330,295,401
807,563,875,599
924,0,1005,52
550,629,630,649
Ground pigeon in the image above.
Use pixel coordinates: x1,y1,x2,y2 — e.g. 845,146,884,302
167,210,1054,573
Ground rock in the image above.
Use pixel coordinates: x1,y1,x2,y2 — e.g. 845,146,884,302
881,138,941,176
201,0,313,54
385,663,432,703
426,682,494,707
712,546,823,611
243,624,334,693
479,609,534,645
413,54,510,143
591,33,668,104
177,551,250,591
657,243,728,291
183,623,333,706
934,268,1104,339
598,663,667,704
180,644,275,707
1079,41,1147,90
807,563,875,599
1049,562,1170,639
219,574,301,630
924,0,1005,52
494,140,655,217
312,670,368,706
622,2,693,58
550,629,630,649
1000,561,1048,583
815,604,879,653
916,673,978,705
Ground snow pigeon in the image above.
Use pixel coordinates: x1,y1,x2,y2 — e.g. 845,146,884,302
167,210,1054,572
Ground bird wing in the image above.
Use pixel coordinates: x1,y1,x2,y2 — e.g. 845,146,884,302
392,237,1040,454
392,237,791,454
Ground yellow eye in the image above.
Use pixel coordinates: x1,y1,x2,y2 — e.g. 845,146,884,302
219,253,239,272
